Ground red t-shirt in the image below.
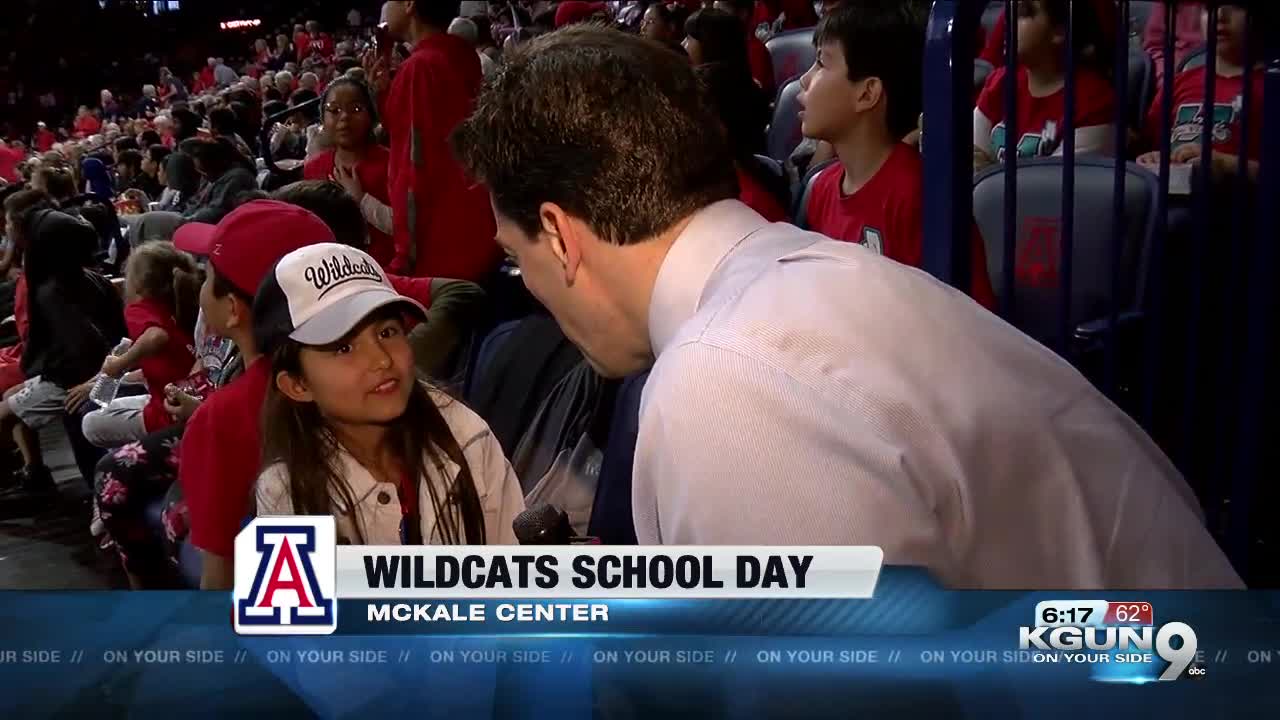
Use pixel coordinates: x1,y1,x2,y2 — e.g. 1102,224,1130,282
383,33,499,280
747,35,776,98
0,273,29,391
0,145,23,183
295,32,312,61
35,129,56,152
309,34,334,59
806,145,996,309
305,146,395,267
976,66,1115,161
180,359,271,559
126,298,196,433
74,115,101,139
1145,66,1264,160
737,166,787,223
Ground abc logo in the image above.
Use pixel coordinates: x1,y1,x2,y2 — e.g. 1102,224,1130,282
1185,664,1207,679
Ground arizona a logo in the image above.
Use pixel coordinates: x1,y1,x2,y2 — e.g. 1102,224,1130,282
234,517,337,635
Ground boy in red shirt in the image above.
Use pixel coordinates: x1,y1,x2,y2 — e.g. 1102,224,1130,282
373,0,499,280
973,0,1116,167
1138,3,1265,181
173,201,335,589
799,3,995,308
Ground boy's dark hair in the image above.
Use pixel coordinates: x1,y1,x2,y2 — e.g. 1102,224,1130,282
36,167,77,201
146,144,172,167
117,149,144,173
718,0,755,16
453,25,737,246
415,1,462,29
272,180,368,249
210,266,253,304
171,108,201,141
265,87,284,103
209,107,239,137
814,1,925,139
140,130,162,147
114,136,140,155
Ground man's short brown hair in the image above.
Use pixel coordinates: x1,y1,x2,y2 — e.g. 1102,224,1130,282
451,25,737,246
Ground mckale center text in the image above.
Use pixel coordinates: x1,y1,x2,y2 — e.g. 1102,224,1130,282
367,603,610,623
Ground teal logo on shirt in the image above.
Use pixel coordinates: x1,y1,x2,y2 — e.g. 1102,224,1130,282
990,124,1047,162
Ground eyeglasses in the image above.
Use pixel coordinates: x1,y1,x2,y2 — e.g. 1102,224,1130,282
324,103,368,117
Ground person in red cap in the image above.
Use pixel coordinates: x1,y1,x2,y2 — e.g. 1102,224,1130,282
367,1,500,281
555,1,609,28
172,200,336,589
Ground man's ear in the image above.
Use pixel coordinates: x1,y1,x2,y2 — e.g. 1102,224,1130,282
538,202,584,286
275,369,313,404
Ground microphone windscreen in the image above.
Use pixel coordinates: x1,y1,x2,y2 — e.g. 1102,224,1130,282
512,504,574,545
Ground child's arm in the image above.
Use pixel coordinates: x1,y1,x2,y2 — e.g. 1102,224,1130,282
102,326,169,378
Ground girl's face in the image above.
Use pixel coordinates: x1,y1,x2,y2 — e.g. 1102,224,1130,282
323,84,372,149
1016,1,1061,67
284,314,416,429
1207,5,1248,64
641,7,671,43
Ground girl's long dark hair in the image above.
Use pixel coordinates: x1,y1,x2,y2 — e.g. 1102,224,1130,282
260,331,487,545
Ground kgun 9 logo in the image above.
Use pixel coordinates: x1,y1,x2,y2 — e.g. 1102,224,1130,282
1019,622,1203,681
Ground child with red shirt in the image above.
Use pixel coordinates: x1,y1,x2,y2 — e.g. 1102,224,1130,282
799,3,995,308
172,200,335,589
82,243,199,448
1138,4,1265,182
974,0,1116,168
373,0,499,280
304,78,395,267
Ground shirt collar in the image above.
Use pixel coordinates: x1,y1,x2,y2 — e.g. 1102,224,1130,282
648,200,769,356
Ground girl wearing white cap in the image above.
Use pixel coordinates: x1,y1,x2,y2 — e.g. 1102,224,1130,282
253,243,524,545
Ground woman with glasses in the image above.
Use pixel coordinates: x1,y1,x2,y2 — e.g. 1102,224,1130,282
303,78,394,267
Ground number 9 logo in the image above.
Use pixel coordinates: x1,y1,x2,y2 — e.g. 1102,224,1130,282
1155,622,1198,681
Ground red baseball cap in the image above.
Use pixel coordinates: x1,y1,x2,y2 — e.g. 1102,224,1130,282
174,200,336,297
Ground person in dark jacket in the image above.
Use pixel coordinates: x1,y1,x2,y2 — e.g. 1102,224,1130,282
180,138,258,225
0,210,125,495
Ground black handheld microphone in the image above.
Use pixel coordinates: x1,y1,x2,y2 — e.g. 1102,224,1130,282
513,504,600,545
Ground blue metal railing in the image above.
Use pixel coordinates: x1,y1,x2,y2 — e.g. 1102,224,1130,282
922,0,1277,582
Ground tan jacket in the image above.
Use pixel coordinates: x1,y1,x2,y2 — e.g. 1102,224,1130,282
256,390,524,545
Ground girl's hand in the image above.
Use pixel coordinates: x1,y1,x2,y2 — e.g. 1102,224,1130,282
1137,150,1162,168
333,163,365,202
164,384,202,422
1171,143,1202,165
363,50,391,97
101,355,128,379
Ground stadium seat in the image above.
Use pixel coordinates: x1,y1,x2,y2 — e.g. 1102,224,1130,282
980,1,1004,37
766,76,806,164
793,158,837,230
753,153,784,180
764,28,815,94
972,158,1159,395
587,371,649,545
1179,46,1207,73
1127,49,1155,133
975,59,995,91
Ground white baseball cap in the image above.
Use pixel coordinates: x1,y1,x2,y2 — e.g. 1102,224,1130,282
253,243,425,354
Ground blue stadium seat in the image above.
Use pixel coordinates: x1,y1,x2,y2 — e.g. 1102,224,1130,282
1179,46,1207,73
792,158,837,230
1128,49,1155,132
766,76,805,164
975,59,995,91
972,158,1159,377
753,153,784,180
764,28,815,94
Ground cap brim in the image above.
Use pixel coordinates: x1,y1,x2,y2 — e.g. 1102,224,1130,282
173,221,218,256
290,289,427,346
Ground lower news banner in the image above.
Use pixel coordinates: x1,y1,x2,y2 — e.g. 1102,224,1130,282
2,517,1280,717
